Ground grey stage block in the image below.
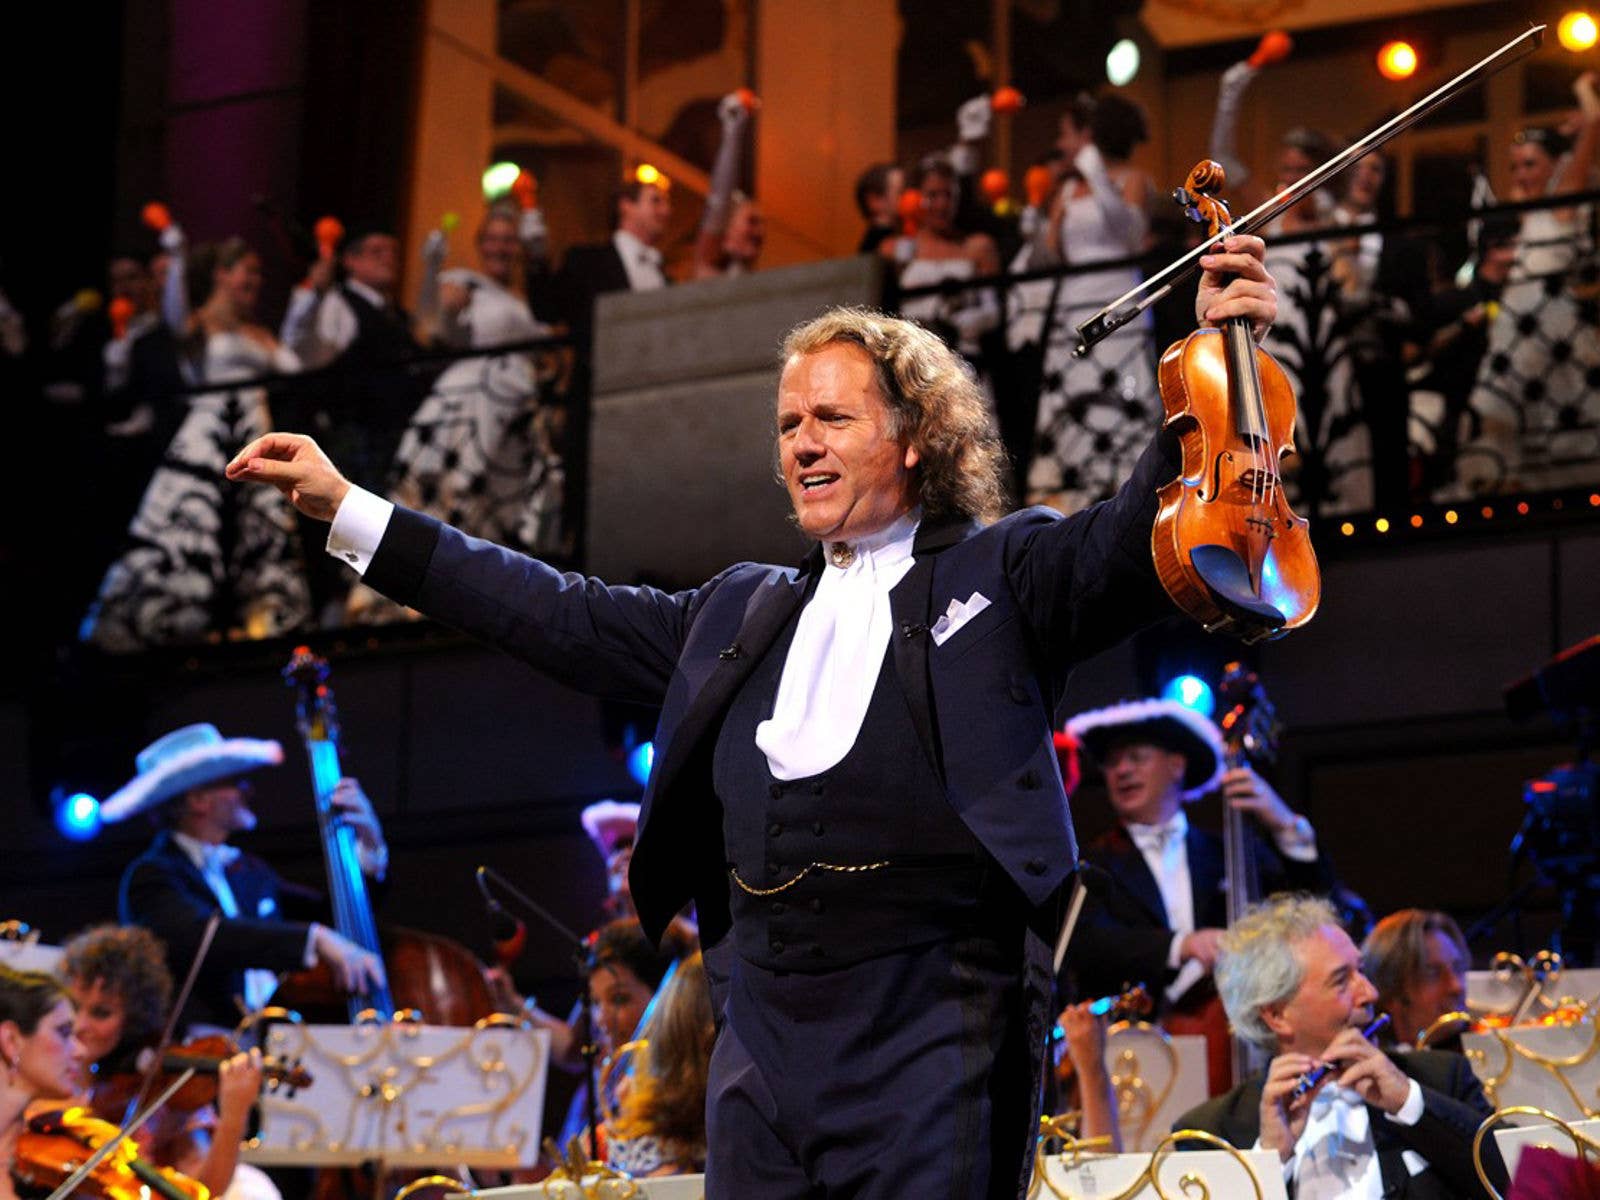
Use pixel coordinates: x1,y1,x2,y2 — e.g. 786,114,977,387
587,256,884,586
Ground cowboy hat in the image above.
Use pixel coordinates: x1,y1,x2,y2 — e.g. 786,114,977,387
100,724,284,823
580,799,640,860
1065,699,1224,799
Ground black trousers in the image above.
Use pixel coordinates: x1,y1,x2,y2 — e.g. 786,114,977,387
702,931,1041,1199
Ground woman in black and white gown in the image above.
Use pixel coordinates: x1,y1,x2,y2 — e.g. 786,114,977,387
80,231,311,651
346,206,564,622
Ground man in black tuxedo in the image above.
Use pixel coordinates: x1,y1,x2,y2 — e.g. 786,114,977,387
104,723,387,1032
549,179,671,348
1175,895,1505,1199
1065,699,1332,1007
546,178,670,551
1063,699,1332,1096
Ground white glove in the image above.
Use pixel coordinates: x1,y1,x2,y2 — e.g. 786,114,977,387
956,94,991,142
1220,60,1258,92
421,229,447,270
518,207,548,252
893,236,916,265
717,91,750,131
159,222,186,253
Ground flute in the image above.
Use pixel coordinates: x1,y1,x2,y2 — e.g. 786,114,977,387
1290,1013,1391,1100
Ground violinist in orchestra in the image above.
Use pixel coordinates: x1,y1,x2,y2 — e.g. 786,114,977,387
57,925,277,1200
1,967,84,1200
1063,698,1332,1088
1175,895,1505,1200
1360,910,1471,1051
225,239,1279,1199
102,724,387,1032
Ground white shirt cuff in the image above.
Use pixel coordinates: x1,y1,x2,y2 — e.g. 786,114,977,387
1272,817,1319,864
302,925,320,969
1167,932,1187,970
358,841,389,883
326,486,395,577
1385,1078,1425,1126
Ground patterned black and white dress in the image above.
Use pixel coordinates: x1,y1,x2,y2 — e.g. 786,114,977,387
1462,201,1600,495
344,270,564,623
80,330,312,651
1025,153,1157,515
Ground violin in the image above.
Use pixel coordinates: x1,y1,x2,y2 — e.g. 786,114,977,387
1051,984,1153,1088
12,1107,209,1200
87,1034,312,1124
1072,27,1548,640
1151,160,1320,644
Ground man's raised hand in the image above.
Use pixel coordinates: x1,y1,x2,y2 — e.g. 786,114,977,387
226,432,351,522
1195,234,1277,342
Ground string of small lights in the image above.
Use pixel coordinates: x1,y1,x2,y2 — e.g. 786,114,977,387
1324,488,1600,549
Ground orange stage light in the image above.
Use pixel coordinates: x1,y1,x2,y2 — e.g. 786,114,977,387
1559,11,1599,52
1377,41,1418,81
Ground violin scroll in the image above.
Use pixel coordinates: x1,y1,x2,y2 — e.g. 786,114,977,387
1173,159,1233,235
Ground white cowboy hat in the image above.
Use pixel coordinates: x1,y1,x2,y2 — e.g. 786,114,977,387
1065,699,1225,800
100,724,284,823
580,799,640,860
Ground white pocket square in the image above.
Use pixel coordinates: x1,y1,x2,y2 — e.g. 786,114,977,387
931,591,992,647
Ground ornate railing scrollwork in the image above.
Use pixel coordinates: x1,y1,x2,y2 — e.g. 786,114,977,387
537,1136,640,1199
1028,1123,1267,1200
1106,1019,1181,1148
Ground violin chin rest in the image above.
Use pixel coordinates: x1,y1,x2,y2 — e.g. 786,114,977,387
1189,544,1287,631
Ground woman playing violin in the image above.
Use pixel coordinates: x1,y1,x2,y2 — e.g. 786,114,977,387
1,966,86,1200
58,926,274,1200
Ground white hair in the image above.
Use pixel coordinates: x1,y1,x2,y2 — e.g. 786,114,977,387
1215,895,1340,1052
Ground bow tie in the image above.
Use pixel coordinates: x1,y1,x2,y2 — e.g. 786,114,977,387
198,843,241,873
1127,817,1184,853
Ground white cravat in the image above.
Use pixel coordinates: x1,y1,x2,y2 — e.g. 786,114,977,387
1282,1077,1427,1199
1292,1084,1382,1199
172,834,281,1015
756,511,919,780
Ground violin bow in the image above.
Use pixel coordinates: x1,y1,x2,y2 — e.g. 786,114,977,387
121,910,223,1126
1075,23,1547,355
41,1070,199,1200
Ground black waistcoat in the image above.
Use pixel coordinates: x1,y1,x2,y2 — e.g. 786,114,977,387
714,603,1011,972
337,285,419,365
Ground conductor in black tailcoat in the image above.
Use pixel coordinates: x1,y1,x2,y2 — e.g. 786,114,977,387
226,236,1282,1198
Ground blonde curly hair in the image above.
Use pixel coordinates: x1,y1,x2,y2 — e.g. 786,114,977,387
779,308,1010,524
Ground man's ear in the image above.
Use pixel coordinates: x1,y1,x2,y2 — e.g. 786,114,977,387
1260,1000,1293,1043
904,442,920,471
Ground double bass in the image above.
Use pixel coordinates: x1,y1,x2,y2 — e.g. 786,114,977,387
1161,663,1279,1095
272,646,494,1025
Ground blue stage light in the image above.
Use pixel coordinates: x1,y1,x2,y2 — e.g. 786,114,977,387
627,741,656,787
1162,673,1215,717
56,791,102,841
